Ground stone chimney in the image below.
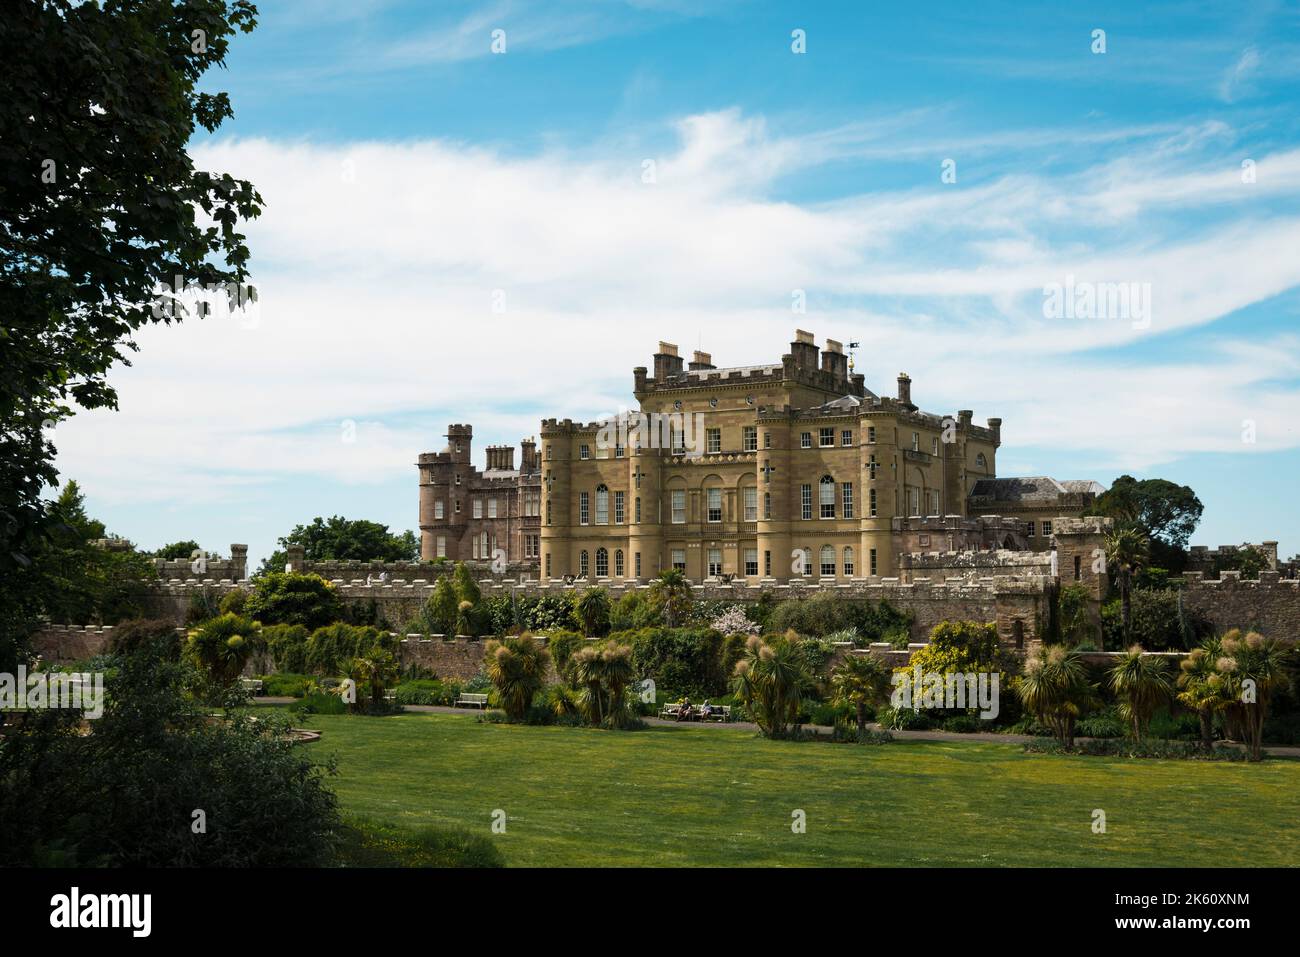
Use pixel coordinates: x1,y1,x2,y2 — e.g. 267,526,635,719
520,438,537,472
231,544,249,581
790,329,819,372
957,409,973,428
689,350,715,371
820,339,848,380
897,373,914,410
486,445,515,471
653,342,683,381
987,417,1002,444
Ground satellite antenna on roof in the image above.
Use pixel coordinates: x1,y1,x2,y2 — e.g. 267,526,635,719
847,341,860,374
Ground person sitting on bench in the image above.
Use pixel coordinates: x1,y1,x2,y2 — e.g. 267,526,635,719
699,700,713,719
677,695,692,721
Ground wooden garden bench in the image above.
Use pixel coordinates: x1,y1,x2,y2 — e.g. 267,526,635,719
455,692,489,709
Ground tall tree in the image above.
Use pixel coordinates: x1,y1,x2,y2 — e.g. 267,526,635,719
1104,526,1150,644
1087,475,1203,570
0,1,261,670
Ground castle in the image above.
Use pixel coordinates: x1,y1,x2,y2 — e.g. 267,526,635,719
416,331,1103,584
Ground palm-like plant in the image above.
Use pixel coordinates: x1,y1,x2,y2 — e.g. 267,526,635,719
1104,527,1149,644
483,634,550,722
1214,628,1295,761
1015,644,1095,748
731,636,812,738
187,612,263,689
648,568,693,627
574,587,611,637
1176,636,1228,752
345,649,400,713
831,653,890,735
570,642,636,728
1108,645,1173,741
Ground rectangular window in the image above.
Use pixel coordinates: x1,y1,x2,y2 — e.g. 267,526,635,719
671,549,686,572
580,444,590,460
908,487,920,516
579,491,589,525
706,428,721,454
742,426,757,452
841,429,853,447
671,490,686,524
671,428,685,455
596,490,609,525
1026,521,1035,538
842,482,854,519
615,445,624,458
744,549,758,577
819,427,834,447
821,551,835,577
870,548,878,576
800,432,812,449
867,426,876,444
546,553,552,577
614,491,625,524
764,550,772,576
707,487,722,523
473,500,483,519
635,496,642,523
869,488,877,517
764,492,772,520
707,549,722,578
1074,555,1082,581
932,437,939,455
1042,520,1053,538
436,536,446,558
764,432,772,449
843,548,855,577
434,501,444,520
820,479,835,519
801,484,813,520
487,498,498,519
743,486,758,522
911,432,920,452
930,490,941,516
615,550,624,577
635,552,642,578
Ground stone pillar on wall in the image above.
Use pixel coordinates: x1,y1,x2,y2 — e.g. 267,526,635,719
286,543,305,574
230,544,249,581
1051,516,1111,601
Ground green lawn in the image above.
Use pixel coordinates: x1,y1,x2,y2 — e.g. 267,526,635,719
299,711,1300,867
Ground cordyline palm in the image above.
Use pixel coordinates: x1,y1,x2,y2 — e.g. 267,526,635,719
831,653,891,735
1214,629,1295,762
346,650,399,712
1104,527,1149,645
649,568,692,627
483,634,550,722
1015,644,1095,748
1176,636,1229,752
732,636,811,738
575,587,610,637
571,642,635,727
1108,645,1172,741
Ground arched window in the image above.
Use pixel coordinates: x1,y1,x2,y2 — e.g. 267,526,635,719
595,484,609,525
843,546,855,576
975,452,987,469
579,550,589,578
615,549,625,577
595,547,609,578
820,545,836,577
819,475,836,518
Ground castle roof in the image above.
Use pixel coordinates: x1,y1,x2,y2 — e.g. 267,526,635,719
969,476,1067,503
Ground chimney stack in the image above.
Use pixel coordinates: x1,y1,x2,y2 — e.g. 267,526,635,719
653,342,683,381
820,338,848,380
689,350,715,371
790,329,819,372
897,373,914,410
520,438,537,472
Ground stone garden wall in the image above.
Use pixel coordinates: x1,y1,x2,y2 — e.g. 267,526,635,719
1181,571,1300,638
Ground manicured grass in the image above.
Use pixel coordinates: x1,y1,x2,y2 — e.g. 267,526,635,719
300,711,1300,867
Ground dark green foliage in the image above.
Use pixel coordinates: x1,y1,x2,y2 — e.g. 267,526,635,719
0,0,262,680
259,515,419,576
1086,475,1204,571
515,592,578,631
0,637,340,867
154,540,202,561
218,587,249,617
765,592,912,642
291,691,348,716
1213,545,1271,580
1022,738,1247,761
263,623,309,673
545,629,587,682
106,618,182,661
245,572,343,630
1100,589,1213,651
610,590,658,631
574,587,611,636
305,623,395,676
629,627,726,697
260,672,311,698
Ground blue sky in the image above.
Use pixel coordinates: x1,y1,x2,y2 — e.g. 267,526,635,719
54,0,1300,568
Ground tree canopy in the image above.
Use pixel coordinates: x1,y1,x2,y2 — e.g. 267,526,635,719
259,515,420,574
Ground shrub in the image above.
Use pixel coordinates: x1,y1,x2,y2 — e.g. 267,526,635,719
106,618,182,661
610,590,657,631
391,679,446,706
244,572,343,630
261,672,312,698
876,706,933,731
292,691,349,716
305,623,394,676
483,634,550,721
545,629,586,682
518,593,578,631
768,591,852,637
830,726,894,745
263,623,310,674
1100,588,1213,652
574,587,611,637
218,588,249,617
630,627,727,697
1075,713,1125,738
941,715,982,734
0,642,339,866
